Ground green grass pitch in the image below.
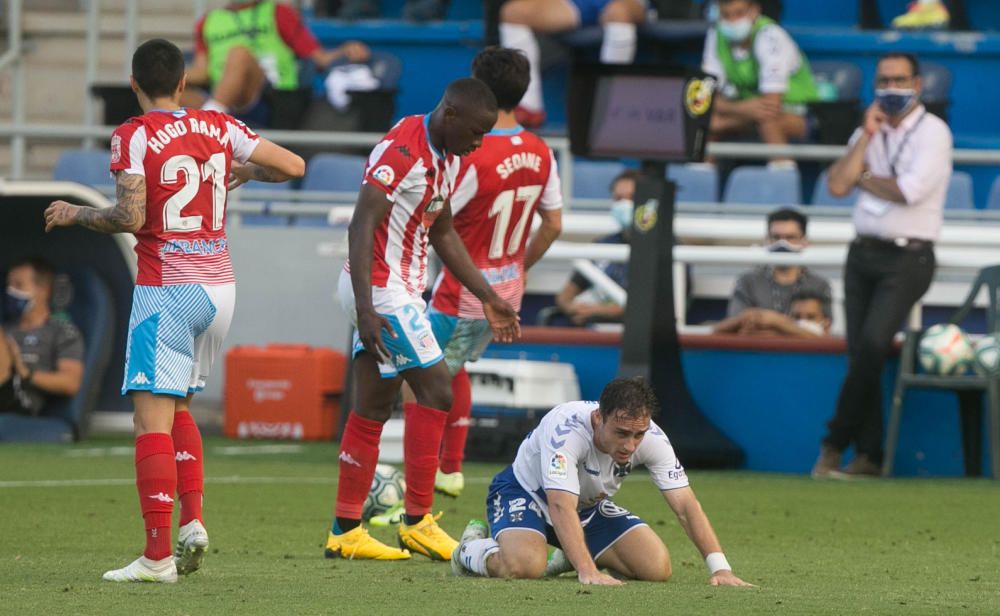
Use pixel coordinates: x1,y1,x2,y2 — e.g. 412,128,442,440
1,437,998,615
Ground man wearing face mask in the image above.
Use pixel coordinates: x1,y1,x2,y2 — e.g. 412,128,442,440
813,52,951,479
554,169,637,325
722,208,831,327
701,0,817,152
0,257,83,419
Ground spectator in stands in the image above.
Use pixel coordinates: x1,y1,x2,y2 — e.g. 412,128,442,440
332,0,450,20
813,52,950,479
183,0,370,119
0,257,83,417
723,208,831,321
554,169,637,324
713,289,831,338
499,0,647,128
701,0,817,154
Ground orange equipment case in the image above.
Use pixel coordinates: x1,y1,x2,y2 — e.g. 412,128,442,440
224,344,346,440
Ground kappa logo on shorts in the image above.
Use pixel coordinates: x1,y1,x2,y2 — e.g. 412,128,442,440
394,353,412,366
130,372,151,386
548,451,568,479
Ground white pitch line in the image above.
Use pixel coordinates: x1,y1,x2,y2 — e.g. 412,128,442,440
64,444,308,458
0,475,493,489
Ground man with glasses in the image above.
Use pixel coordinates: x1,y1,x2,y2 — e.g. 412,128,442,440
813,52,951,479
718,208,831,331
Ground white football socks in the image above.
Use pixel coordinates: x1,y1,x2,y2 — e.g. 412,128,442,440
601,22,637,65
201,98,229,113
459,537,500,576
500,23,544,112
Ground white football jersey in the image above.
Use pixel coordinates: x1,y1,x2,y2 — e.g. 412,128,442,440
511,400,689,524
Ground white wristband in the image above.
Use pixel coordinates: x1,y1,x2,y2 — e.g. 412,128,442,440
705,552,731,574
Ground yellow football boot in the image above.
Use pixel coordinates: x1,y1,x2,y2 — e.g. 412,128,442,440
434,470,465,498
397,512,459,561
891,1,949,29
324,527,411,560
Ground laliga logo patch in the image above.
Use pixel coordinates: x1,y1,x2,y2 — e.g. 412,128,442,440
372,164,395,187
110,134,122,164
685,76,716,117
548,451,568,479
634,199,658,233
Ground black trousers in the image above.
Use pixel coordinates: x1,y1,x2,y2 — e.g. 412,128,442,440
824,239,935,462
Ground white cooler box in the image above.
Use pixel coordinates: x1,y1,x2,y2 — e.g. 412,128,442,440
467,358,580,409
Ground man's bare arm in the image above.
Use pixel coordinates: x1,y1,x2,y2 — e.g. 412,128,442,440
45,172,146,234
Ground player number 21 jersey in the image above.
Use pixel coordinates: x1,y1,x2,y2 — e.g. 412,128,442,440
431,127,562,319
110,108,259,286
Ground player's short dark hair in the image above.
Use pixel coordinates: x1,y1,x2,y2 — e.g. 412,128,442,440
790,289,832,318
599,377,659,420
609,169,641,194
767,207,808,236
9,256,55,289
877,52,920,77
131,38,185,99
471,46,530,112
444,77,499,114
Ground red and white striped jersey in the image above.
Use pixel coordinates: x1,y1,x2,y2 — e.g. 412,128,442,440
431,127,562,319
345,115,460,304
110,108,259,286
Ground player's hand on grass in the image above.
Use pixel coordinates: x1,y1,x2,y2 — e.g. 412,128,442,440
709,570,754,587
228,162,252,191
357,309,396,363
483,297,520,343
578,569,624,586
44,200,81,232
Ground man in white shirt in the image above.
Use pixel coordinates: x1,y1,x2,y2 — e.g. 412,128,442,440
451,377,752,587
813,52,950,478
701,0,817,149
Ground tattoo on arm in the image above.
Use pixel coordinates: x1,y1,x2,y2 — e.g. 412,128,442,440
75,172,146,233
251,164,282,183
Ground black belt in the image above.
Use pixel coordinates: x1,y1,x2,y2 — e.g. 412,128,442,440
854,235,934,251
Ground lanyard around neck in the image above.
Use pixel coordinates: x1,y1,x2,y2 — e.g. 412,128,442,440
883,110,927,176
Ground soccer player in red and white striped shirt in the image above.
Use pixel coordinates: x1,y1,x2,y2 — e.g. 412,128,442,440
326,78,521,561
427,47,563,498
45,38,304,583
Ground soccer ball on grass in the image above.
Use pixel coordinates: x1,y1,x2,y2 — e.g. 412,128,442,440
362,464,405,520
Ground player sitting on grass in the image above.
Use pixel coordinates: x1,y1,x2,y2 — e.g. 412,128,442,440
451,377,753,586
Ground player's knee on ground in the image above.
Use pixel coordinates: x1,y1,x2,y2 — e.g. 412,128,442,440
496,549,546,579
600,0,644,24
635,550,672,582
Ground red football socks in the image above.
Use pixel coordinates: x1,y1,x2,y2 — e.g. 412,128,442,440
135,432,176,561
439,369,472,474
172,410,204,526
403,402,448,517
334,412,384,520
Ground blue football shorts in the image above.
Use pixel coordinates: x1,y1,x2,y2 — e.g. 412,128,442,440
486,466,648,559
427,308,493,376
337,270,443,378
122,283,235,398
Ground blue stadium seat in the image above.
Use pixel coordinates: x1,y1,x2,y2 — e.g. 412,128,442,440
0,268,113,442
723,166,801,205
920,62,952,105
572,160,626,200
945,171,974,210
812,169,858,207
667,163,718,204
235,181,293,226
296,153,368,227
52,149,112,189
987,176,1000,210
810,61,863,101
302,153,367,192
